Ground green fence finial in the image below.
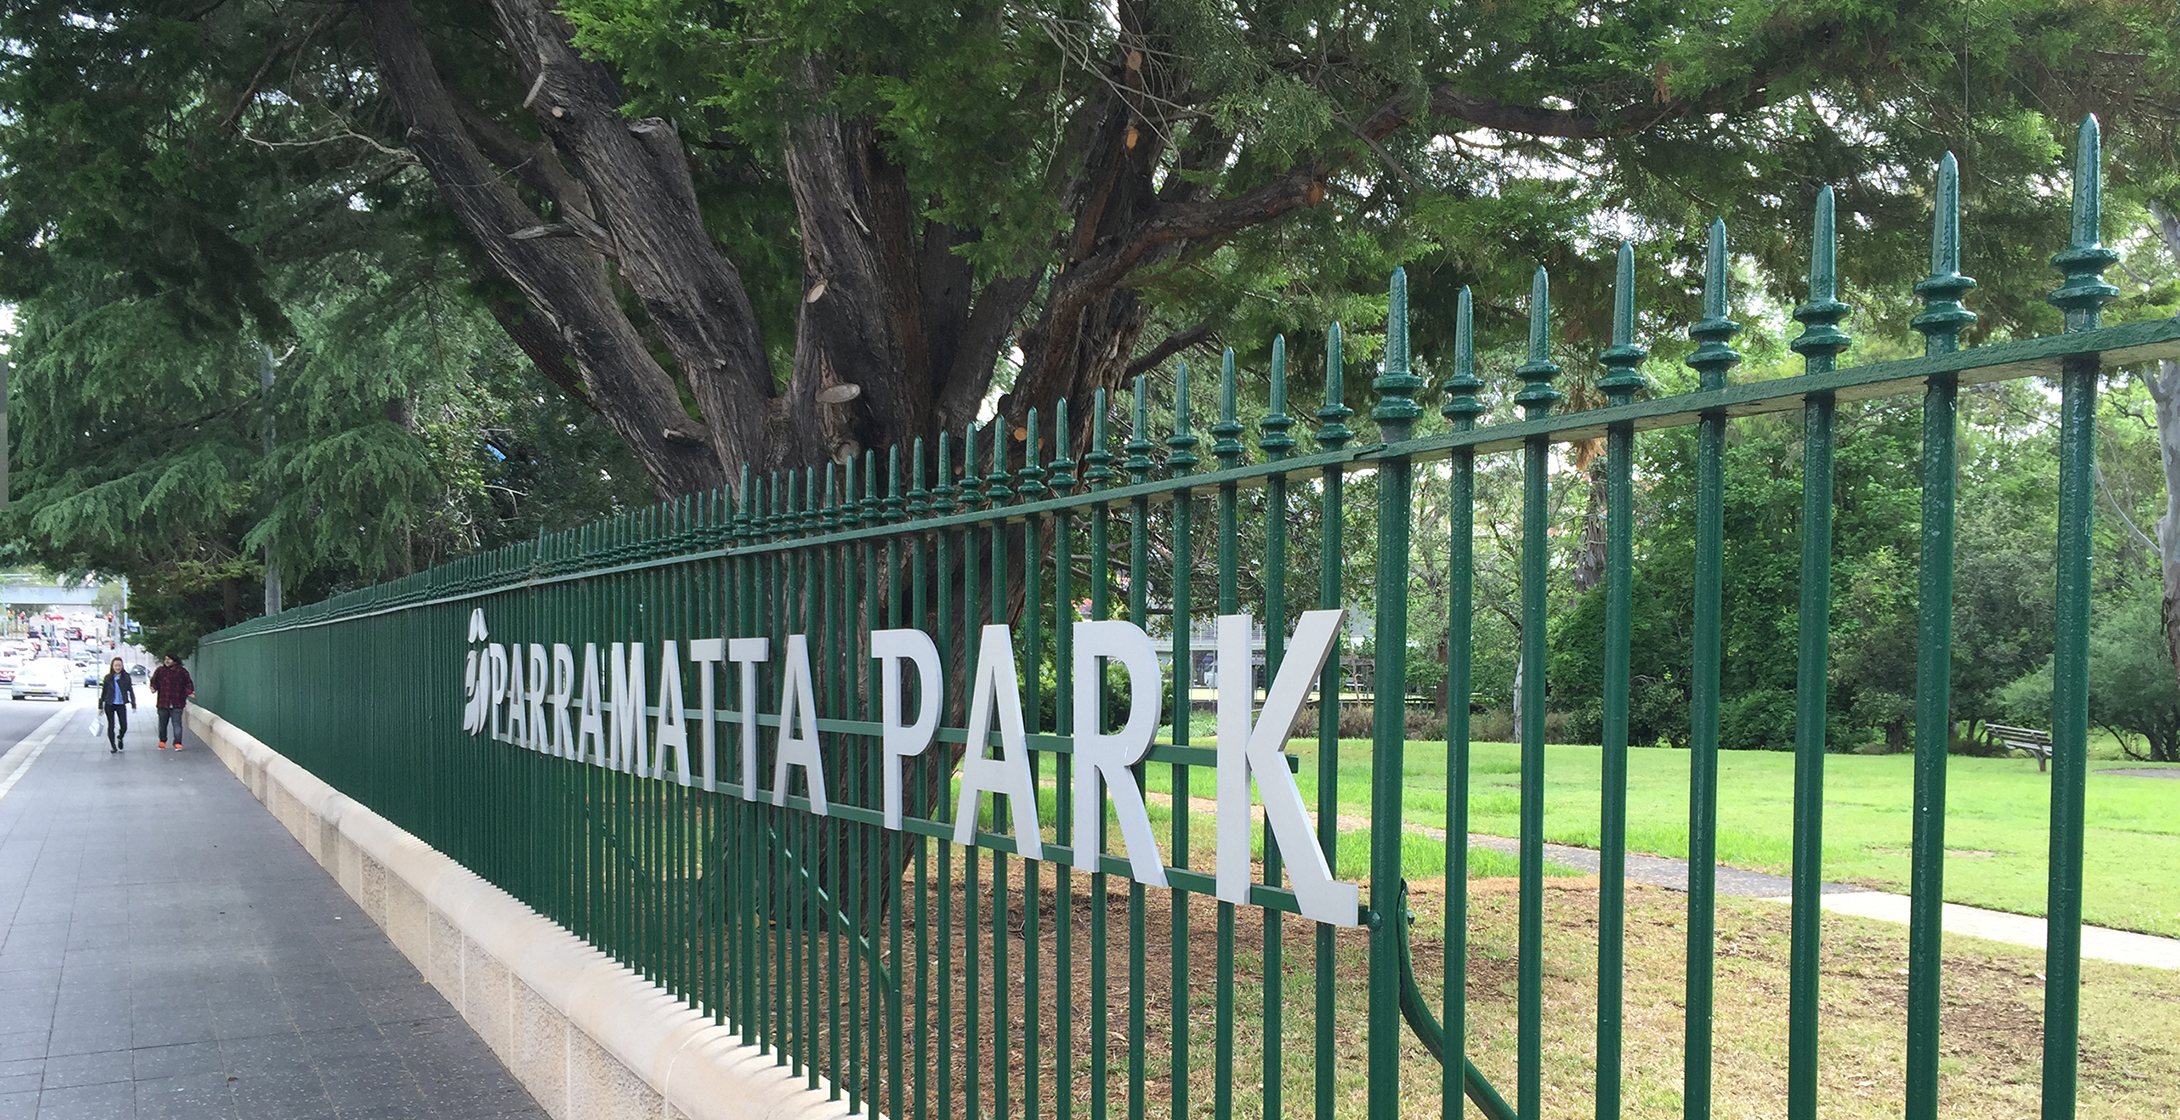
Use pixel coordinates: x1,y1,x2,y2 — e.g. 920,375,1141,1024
1910,154,1977,355
2050,115,2120,333
1599,243,1649,405
1441,287,1485,430
1168,361,1201,474
1316,323,1354,449
1791,187,1853,375
805,465,821,533
932,433,957,514
905,438,929,517
959,423,984,508
884,446,906,522
1085,389,1116,488
1049,397,1076,491
1017,408,1047,498
735,463,754,543
822,461,841,532
1125,376,1156,483
1261,336,1297,458
985,419,1014,504
861,450,881,525
1371,267,1425,438
1688,219,1743,390
1212,348,1245,467
1514,267,1563,418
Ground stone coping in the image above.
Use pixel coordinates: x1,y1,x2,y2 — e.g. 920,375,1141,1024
187,706,870,1120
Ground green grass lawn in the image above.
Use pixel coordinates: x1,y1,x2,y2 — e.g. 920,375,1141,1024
1354,741,2173,937
1125,728,2180,937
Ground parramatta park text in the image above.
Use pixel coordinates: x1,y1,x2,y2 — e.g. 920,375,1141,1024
461,607,1361,926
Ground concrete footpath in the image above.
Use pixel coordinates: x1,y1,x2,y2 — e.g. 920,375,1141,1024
0,700,544,1120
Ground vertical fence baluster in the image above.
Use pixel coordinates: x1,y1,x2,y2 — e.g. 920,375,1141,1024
1260,335,1295,1118
1440,290,1485,1120
1084,391,1115,1120
1787,187,1851,1120
1124,378,1155,1120
1685,219,1741,1120
1368,268,1424,1120
1597,248,1649,1120
1165,361,1198,1120
1906,152,1974,1120
1049,399,1076,1120
1211,347,1245,1120
1314,323,1353,1120
1022,408,1044,1120
2045,114,2117,1120
1513,265,1562,1120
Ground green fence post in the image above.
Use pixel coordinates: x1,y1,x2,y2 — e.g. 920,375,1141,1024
1441,289,1486,1120
1787,187,1851,1120
1368,267,1424,1120
1684,220,1741,1120
2044,114,2118,1120
1513,266,1562,1120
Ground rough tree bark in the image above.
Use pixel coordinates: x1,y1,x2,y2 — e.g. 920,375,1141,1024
2145,200,2180,697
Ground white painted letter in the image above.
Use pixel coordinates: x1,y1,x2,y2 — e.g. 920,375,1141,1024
653,641,691,785
526,643,549,753
1214,610,1358,925
872,628,942,830
578,643,607,767
771,635,829,814
550,644,576,759
689,639,725,791
1069,620,1166,884
610,642,648,776
954,625,1043,859
727,638,769,801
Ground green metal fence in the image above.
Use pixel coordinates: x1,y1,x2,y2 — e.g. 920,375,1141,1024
194,116,2178,1119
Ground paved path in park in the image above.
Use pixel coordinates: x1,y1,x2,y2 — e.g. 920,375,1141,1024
0,698,543,1120
1265,797,2180,971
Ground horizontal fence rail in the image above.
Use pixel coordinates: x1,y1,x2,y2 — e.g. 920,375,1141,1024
193,116,2176,1119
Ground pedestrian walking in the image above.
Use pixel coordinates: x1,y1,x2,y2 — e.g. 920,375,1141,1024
99,656,135,753
150,654,193,751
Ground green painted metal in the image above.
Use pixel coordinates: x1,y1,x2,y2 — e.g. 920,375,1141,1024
2044,114,2118,1120
1684,218,1741,1120
1514,265,1561,1120
1906,152,1975,1120
1787,186,1851,1120
1597,244,1647,1120
188,122,2169,1120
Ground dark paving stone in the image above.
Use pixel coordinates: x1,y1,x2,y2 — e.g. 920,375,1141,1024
0,703,543,1119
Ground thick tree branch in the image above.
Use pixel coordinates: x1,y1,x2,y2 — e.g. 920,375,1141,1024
1126,322,1218,380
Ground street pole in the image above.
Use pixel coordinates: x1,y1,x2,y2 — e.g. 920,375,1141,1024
261,346,280,615
1,343,11,512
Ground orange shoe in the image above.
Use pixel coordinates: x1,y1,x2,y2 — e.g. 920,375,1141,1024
157,742,168,750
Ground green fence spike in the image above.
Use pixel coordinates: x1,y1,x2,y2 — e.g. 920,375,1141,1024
1688,219,1743,389
1168,360,1200,474
862,451,882,526
1910,154,1977,355
736,463,754,541
931,435,956,515
1085,389,1116,487
1599,244,1649,405
1790,190,1853,371
906,439,930,517
1125,376,1157,483
1212,348,1245,467
1260,336,1296,457
1441,288,1485,428
1017,408,1047,498
1049,398,1076,491
822,463,840,533
1515,267,1564,418
986,419,1014,504
2050,115,2120,332
1371,267,1425,437
884,447,906,523
961,424,987,508
1316,322,1354,449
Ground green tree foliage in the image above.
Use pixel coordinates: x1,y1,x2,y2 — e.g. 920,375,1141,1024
2002,582,2180,763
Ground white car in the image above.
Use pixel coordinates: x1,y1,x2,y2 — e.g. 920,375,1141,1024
12,659,72,701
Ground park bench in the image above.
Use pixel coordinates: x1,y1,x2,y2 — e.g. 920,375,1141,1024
1986,722,2053,772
